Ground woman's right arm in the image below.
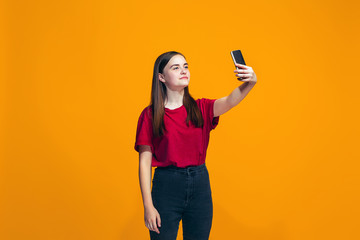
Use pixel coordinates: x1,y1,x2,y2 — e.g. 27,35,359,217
138,145,161,234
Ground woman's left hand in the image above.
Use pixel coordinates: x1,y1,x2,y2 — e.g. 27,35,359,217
234,63,257,84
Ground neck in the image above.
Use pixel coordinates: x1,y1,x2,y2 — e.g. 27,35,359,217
165,88,185,107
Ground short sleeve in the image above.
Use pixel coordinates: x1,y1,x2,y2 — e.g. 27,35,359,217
134,107,154,153
199,98,220,131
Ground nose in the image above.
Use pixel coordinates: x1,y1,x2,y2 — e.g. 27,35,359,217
181,67,187,74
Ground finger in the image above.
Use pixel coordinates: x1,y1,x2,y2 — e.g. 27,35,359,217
235,73,251,77
234,63,248,68
152,219,158,228
157,214,161,227
152,220,159,233
234,69,251,74
233,69,245,73
236,63,251,69
236,73,252,78
236,75,251,80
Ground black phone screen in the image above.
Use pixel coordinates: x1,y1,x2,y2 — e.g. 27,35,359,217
231,50,246,66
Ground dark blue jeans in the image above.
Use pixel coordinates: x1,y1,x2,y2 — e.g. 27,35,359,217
150,163,213,240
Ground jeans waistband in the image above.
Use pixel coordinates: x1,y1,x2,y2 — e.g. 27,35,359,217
155,163,207,174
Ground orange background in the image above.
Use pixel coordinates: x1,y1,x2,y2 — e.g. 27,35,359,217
1,0,359,239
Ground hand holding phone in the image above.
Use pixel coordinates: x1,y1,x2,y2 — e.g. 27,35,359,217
231,50,246,80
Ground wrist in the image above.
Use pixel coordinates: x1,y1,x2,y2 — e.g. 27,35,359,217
144,200,154,209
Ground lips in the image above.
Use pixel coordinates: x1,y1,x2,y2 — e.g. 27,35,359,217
180,77,188,79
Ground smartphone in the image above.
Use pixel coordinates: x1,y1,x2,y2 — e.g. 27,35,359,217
231,50,246,67
230,50,246,80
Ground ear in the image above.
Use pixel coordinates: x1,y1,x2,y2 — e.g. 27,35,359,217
158,73,165,83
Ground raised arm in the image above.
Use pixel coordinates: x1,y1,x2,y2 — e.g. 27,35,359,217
214,63,257,117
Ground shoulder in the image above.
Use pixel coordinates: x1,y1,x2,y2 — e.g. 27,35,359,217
196,98,217,108
196,98,216,102
138,105,152,121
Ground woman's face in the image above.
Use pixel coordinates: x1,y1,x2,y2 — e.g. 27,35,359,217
159,54,190,91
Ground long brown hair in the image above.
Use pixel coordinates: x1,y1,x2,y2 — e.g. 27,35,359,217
149,51,204,138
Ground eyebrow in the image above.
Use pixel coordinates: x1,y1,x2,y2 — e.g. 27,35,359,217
170,63,188,68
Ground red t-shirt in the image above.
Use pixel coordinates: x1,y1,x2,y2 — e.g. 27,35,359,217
134,98,220,168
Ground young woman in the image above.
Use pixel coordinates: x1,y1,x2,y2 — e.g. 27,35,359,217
134,51,257,240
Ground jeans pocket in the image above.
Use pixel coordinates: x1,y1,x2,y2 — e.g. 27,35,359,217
152,170,166,193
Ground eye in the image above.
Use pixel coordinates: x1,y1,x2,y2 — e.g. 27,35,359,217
174,67,178,69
